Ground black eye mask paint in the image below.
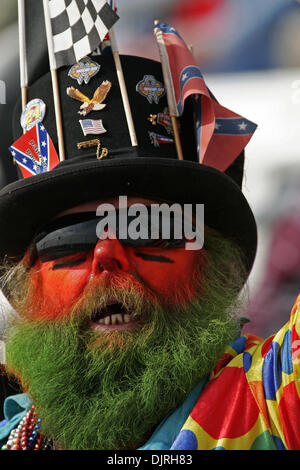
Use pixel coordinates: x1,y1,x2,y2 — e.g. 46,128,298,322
35,210,194,262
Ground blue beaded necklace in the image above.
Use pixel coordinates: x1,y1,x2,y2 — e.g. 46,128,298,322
2,405,54,450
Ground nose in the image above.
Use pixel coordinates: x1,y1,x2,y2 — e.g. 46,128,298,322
91,234,131,275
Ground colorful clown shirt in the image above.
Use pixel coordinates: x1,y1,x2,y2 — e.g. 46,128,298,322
2,295,300,450
141,294,300,450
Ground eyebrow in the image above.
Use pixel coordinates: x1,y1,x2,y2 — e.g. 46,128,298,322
133,252,174,263
52,257,87,270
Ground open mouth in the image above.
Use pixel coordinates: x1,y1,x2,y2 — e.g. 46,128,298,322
91,300,137,328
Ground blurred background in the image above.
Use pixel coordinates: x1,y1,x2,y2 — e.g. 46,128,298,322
0,0,300,344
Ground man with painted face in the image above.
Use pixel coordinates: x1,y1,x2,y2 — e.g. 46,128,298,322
0,195,249,451
0,27,300,451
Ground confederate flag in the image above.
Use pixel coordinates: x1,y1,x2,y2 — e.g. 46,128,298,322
154,22,257,172
9,122,60,178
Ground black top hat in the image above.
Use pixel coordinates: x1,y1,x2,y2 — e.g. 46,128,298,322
0,54,257,274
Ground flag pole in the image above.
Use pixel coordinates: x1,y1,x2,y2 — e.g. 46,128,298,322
18,0,28,117
42,0,66,162
154,20,184,161
108,27,138,147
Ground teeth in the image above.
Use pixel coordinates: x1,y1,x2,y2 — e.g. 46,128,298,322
115,314,123,324
124,314,131,323
95,313,132,326
111,314,123,325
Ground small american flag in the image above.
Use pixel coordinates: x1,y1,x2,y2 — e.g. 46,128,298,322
154,22,257,172
109,0,116,11
79,118,107,135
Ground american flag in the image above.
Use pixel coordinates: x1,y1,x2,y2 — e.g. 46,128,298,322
44,0,119,69
154,22,257,172
9,123,60,178
108,0,116,10
79,119,107,136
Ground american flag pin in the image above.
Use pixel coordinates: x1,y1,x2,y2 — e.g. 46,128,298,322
79,119,107,136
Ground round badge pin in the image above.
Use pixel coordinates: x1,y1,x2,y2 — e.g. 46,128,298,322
20,98,46,132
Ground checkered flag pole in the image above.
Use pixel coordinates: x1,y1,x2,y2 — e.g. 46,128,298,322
43,0,119,70
18,0,28,112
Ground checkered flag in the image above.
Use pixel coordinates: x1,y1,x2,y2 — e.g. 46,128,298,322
44,0,119,69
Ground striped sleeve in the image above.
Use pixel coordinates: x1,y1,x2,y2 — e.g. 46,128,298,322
244,294,300,449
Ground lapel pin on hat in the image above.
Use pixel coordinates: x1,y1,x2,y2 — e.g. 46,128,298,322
20,98,46,132
79,119,107,136
77,139,108,160
148,110,173,135
9,122,60,177
149,132,174,148
136,75,165,104
67,81,112,116
68,56,101,85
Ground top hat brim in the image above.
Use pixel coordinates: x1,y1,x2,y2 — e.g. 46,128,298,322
0,155,257,275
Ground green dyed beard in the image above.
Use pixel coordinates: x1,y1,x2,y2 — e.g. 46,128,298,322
4,237,245,450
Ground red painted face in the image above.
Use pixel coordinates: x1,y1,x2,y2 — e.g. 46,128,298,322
28,198,207,324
